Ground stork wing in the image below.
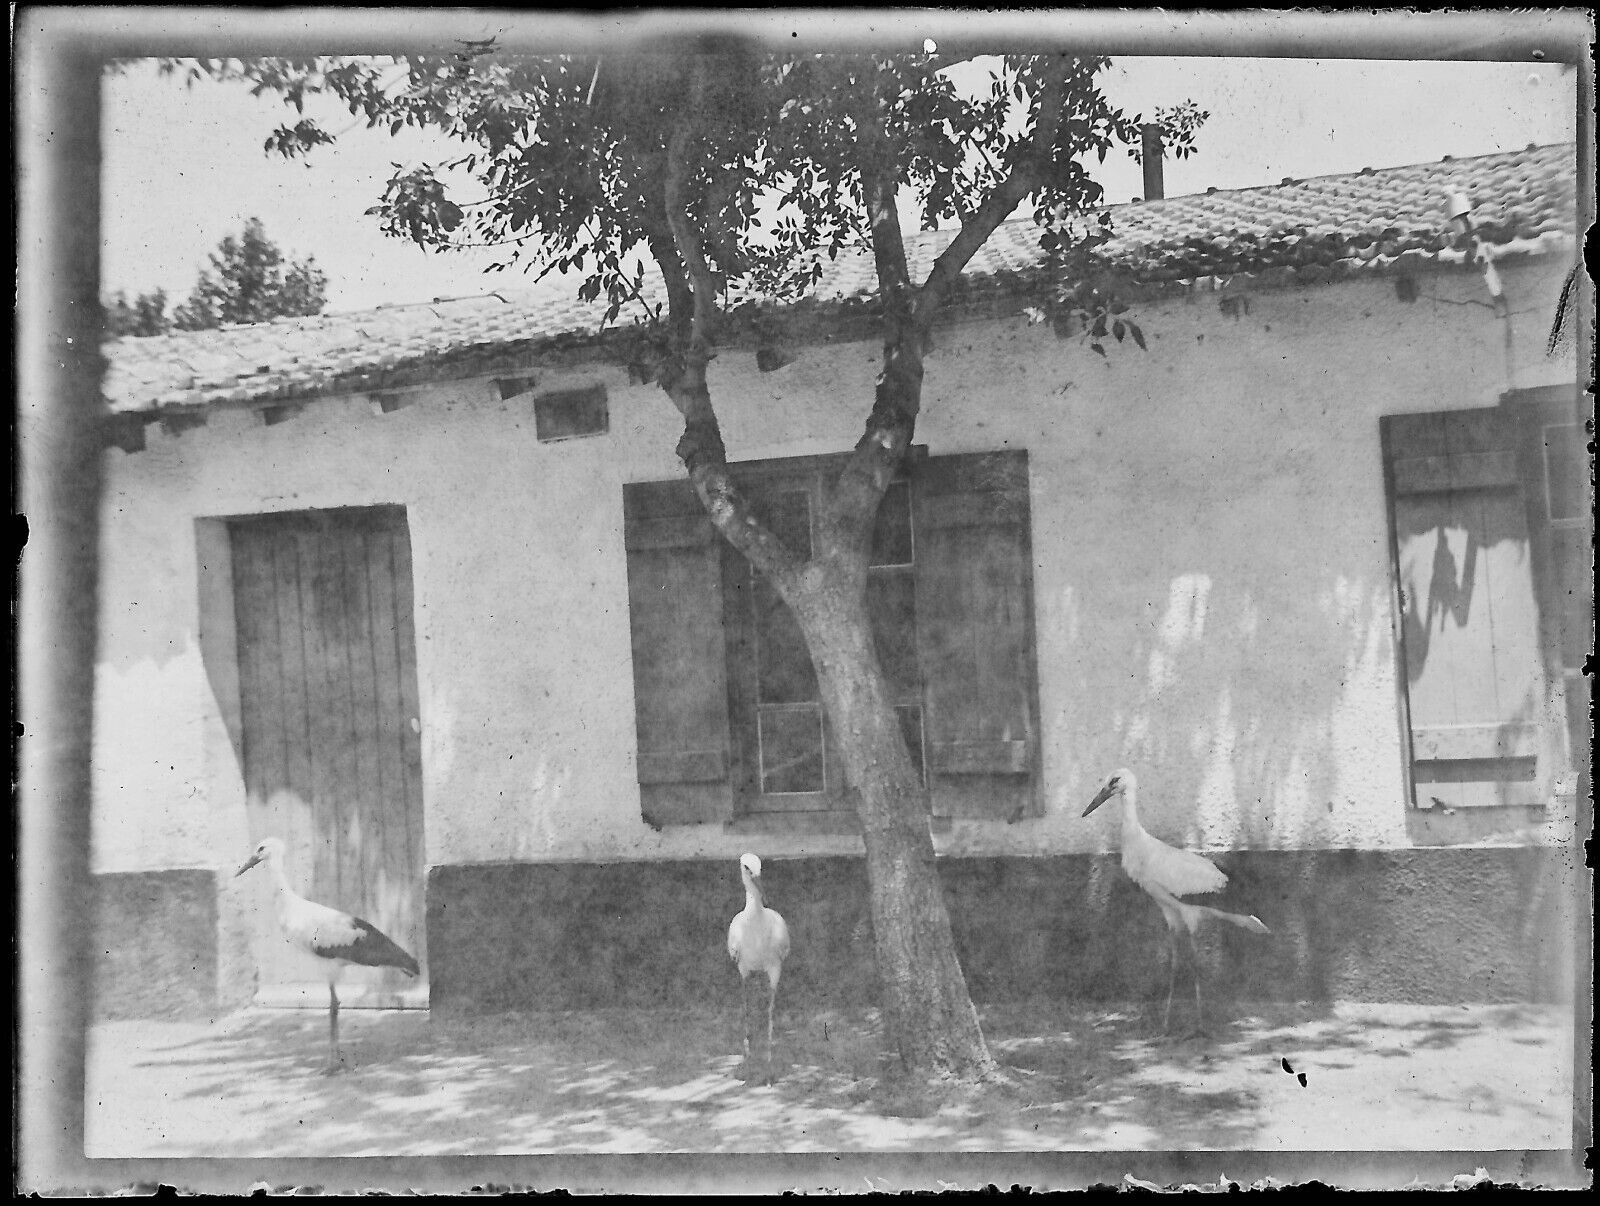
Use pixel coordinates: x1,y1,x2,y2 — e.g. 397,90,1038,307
727,914,743,962
308,907,420,975
1132,839,1228,899
770,909,791,964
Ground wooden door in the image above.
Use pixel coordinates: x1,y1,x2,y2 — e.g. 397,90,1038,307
230,505,426,1005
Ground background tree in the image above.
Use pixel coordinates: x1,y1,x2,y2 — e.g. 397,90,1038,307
171,216,329,330
102,217,329,336
157,44,1202,1082
103,287,171,338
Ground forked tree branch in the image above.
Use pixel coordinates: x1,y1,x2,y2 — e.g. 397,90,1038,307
831,65,1069,556
657,56,802,588
917,67,1068,316
662,75,724,372
825,59,922,564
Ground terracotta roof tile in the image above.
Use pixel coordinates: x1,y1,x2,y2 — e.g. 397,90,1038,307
103,142,1578,415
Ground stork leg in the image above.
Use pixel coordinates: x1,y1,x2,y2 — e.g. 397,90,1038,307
764,972,779,1084
322,983,344,1076
1189,931,1207,1037
1161,928,1180,1034
737,974,754,1076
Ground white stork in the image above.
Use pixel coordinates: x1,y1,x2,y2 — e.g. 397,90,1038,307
235,837,420,1074
726,852,790,1081
1082,769,1269,1033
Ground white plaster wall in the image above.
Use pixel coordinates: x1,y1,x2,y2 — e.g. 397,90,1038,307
91,259,1579,872
94,462,223,873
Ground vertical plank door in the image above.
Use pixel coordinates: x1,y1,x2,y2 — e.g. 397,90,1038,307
229,505,426,1005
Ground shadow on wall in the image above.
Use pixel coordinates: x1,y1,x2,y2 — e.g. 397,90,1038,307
1394,471,1575,815
97,619,200,677
1049,469,1572,851
1052,550,1398,853
1037,491,1575,997
92,515,238,843
1402,522,1478,674
91,549,222,872
97,466,226,677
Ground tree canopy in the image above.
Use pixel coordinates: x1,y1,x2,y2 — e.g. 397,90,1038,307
103,287,172,338
103,216,329,336
154,49,1200,336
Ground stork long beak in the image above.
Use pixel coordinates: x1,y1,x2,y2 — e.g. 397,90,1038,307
749,873,766,906
1082,783,1117,818
234,852,263,878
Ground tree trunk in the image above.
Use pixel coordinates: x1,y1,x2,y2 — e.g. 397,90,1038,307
657,54,996,1080
670,321,998,1080
788,578,995,1079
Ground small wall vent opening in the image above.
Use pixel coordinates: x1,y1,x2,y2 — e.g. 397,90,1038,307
106,414,148,453
161,411,210,436
370,391,411,415
260,405,304,427
534,383,609,442
495,375,539,401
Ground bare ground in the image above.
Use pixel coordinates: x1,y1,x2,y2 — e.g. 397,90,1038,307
85,1000,1573,1157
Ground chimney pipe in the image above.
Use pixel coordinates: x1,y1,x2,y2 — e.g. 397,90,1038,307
1140,124,1164,201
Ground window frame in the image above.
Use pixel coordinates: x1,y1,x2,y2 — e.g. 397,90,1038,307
717,448,931,828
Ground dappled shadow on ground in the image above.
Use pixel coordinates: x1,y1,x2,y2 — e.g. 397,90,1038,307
981,1005,1260,1149
85,1000,1572,1157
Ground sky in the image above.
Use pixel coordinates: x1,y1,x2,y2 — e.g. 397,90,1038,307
100,54,1578,316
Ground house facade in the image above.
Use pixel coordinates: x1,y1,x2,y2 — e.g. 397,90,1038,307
92,144,1589,1020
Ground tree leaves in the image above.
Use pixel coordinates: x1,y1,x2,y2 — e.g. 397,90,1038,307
373,166,469,245
1037,209,1159,366
1151,100,1208,161
168,51,1196,367
262,118,336,159
104,217,327,334
171,218,328,329
102,287,171,338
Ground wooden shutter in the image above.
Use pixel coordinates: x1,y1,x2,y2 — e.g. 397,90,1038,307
623,479,734,826
1504,386,1590,798
1382,409,1563,807
912,450,1042,820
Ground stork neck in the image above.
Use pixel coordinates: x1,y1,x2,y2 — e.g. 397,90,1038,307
1120,784,1143,838
742,874,764,911
263,858,296,898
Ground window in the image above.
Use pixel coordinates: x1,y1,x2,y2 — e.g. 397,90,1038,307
1380,398,1584,809
532,384,609,442
722,468,925,811
623,449,1042,830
